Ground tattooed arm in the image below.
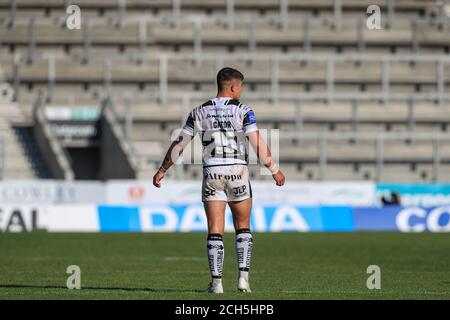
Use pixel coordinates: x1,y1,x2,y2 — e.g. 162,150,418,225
153,133,192,188
247,130,285,187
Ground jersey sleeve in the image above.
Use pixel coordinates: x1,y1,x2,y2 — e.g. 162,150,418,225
242,107,258,135
181,110,196,136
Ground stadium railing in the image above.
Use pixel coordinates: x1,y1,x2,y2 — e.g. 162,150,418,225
30,90,449,182
279,131,449,182
4,0,449,31
130,130,449,182
3,12,449,65
11,52,450,107
99,96,139,179
32,95,74,180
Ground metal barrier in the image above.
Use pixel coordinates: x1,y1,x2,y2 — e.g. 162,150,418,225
106,89,450,178
130,127,450,182
12,52,450,107
279,131,450,182
31,98,450,183
12,13,450,63
33,95,75,180
3,0,450,182
5,0,450,31
5,4,449,104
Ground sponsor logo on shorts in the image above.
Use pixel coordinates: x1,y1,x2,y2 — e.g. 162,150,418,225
204,173,242,181
203,186,216,198
233,185,247,195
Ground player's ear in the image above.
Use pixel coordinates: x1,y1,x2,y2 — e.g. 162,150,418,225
230,79,240,92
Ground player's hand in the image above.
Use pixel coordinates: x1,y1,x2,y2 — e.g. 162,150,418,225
272,170,285,186
153,168,165,188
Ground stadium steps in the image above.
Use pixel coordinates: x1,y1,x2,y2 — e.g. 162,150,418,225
176,161,445,182
2,56,446,87
278,139,439,161
0,100,38,180
10,124,52,179
116,101,450,128
0,3,436,19
0,0,431,12
1,0,448,182
0,15,448,49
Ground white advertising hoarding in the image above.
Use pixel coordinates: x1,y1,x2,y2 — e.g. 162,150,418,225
105,180,375,206
0,181,375,206
0,181,104,204
0,205,98,232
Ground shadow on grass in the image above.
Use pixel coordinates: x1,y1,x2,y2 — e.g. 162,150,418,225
0,284,206,294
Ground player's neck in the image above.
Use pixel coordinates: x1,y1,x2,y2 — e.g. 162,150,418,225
216,92,235,99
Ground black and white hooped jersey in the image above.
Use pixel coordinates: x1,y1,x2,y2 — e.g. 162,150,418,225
181,97,258,167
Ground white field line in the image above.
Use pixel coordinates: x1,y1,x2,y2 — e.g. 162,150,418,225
163,256,204,261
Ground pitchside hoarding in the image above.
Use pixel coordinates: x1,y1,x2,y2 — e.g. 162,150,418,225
105,181,376,206
0,205,98,232
0,181,104,204
0,181,449,232
376,183,450,207
1,204,449,233
2,181,450,207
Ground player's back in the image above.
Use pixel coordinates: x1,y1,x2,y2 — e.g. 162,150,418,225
182,97,258,168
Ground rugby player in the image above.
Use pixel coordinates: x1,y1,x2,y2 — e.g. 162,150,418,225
153,67,285,293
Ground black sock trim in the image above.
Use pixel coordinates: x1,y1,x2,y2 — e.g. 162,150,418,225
212,275,222,279
236,228,251,235
208,233,223,241
239,268,249,272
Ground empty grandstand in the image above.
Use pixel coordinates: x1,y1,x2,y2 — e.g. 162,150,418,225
0,0,449,182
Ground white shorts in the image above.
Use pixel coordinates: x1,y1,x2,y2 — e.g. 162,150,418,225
202,164,252,202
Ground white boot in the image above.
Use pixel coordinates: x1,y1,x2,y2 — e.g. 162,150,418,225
206,279,224,294
238,272,251,293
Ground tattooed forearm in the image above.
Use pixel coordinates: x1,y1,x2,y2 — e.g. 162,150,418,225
159,136,184,172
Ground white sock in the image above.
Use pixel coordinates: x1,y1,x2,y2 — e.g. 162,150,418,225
207,233,224,281
235,229,253,278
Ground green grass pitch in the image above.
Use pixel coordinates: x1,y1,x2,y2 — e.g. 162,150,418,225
0,232,449,299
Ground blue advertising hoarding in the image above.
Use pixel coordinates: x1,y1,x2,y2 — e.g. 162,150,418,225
376,184,450,207
97,205,450,233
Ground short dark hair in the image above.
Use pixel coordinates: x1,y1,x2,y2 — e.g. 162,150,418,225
217,67,244,90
